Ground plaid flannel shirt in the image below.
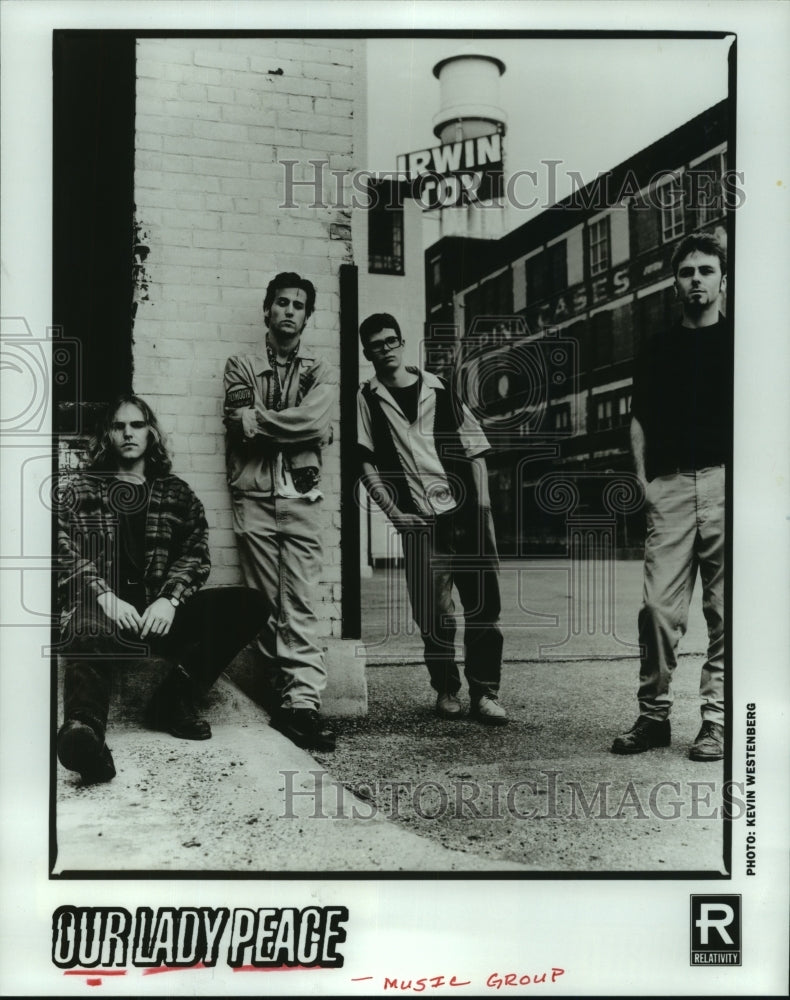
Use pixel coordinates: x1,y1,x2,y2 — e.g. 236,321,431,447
57,472,211,612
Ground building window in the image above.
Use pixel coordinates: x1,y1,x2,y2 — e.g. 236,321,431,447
430,256,441,287
547,240,568,292
591,309,613,369
525,242,567,304
611,301,635,362
526,252,548,304
588,217,610,276
630,199,660,256
591,389,632,432
689,151,726,227
658,178,685,242
551,404,571,433
596,398,614,431
368,179,404,275
464,270,514,335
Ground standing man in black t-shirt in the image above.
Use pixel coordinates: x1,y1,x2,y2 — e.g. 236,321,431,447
612,232,730,761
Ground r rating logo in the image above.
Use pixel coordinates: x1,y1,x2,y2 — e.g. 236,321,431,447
690,895,741,966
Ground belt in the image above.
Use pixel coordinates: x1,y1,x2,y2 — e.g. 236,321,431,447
660,464,724,475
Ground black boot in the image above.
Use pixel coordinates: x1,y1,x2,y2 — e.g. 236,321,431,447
611,715,671,754
149,666,211,740
271,708,336,751
57,720,116,784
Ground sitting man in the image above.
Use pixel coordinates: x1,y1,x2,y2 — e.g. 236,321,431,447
57,394,266,784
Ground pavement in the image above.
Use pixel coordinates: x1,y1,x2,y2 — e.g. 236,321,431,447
55,559,725,874
54,677,525,873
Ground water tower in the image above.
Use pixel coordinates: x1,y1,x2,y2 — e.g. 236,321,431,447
432,53,507,239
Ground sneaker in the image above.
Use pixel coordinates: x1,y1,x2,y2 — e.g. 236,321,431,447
272,708,336,751
57,720,116,784
149,668,211,741
689,720,724,762
471,694,508,726
436,691,462,719
611,716,671,755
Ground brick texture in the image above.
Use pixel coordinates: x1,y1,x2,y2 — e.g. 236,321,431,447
133,38,359,636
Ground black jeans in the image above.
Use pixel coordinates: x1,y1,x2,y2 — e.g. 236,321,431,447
402,507,503,700
60,586,268,739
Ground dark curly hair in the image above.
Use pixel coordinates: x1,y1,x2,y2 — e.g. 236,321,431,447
670,231,727,277
88,394,172,477
262,271,316,324
358,312,402,346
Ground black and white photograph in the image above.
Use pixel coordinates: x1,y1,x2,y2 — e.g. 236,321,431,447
1,1,788,995
49,24,735,876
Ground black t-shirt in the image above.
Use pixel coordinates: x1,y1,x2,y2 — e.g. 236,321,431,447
117,480,149,599
386,377,421,425
631,315,732,480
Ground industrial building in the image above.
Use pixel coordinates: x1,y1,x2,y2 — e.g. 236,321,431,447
422,100,730,554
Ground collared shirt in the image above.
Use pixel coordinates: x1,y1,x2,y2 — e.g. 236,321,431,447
224,347,336,500
357,367,491,517
58,472,210,611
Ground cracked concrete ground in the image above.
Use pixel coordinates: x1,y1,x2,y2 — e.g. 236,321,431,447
55,560,725,875
55,677,529,874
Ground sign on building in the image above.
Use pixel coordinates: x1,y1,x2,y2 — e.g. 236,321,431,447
396,131,504,209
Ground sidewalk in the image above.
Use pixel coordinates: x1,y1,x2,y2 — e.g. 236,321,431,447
359,558,708,663
56,561,721,874
55,676,529,874
332,559,723,872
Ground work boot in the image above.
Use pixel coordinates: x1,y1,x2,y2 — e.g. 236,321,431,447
436,691,462,719
688,720,724,762
611,716,671,755
149,666,211,740
57,720,116,784
271,708,336,751
471,694,508,726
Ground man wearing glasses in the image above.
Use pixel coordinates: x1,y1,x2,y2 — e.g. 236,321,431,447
356,313,506,725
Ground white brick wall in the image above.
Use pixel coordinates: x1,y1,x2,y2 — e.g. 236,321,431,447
133,38,360,637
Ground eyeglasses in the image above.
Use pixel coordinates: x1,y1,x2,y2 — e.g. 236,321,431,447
366,336,402,357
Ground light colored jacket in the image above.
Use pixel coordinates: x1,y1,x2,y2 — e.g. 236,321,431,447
223,351,336,496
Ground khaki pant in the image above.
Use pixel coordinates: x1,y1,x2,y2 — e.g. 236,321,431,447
638,466,725,723
232,494,326,710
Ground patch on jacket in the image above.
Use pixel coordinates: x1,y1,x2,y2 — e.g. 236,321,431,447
297,370,315,402
226,387,254,407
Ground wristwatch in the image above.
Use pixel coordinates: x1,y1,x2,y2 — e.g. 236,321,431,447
168,596,180,608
